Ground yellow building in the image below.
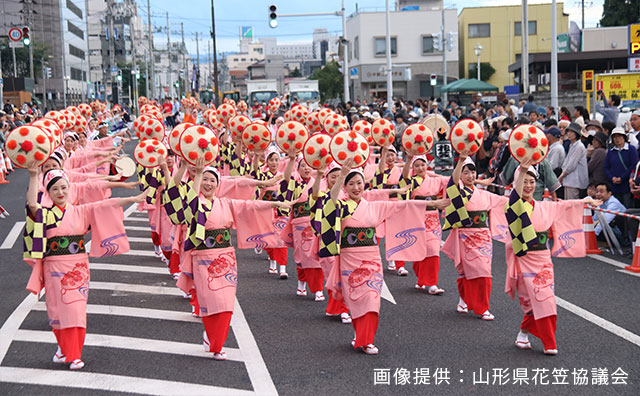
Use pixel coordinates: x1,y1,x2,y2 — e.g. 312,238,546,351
458,3,569,91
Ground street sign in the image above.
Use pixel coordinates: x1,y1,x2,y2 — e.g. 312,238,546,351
349,67,358,80
582,70,594,92
8,27,22,42
8,41,24,48
110,66,118,77
629,24,640,56
595,72,640,107
630,58,640,73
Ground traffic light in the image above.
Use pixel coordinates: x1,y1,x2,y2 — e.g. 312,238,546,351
447,32,454,52
432,32,442,52
22,26,30,46
136,71,140,80
116,70,122,82
45,67,52,78
430,74,437,86
268,5,277,28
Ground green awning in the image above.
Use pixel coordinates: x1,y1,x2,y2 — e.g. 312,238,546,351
441,78,498,93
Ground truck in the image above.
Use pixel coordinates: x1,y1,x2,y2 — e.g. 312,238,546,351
246,79,278,107
287,79,320,109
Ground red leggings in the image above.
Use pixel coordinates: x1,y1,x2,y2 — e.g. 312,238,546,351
302,268,324,293
52,327,86,362
168,252,180,274
202,312,233,353
151,231,161,246
352,312,379,348
395,261,405,269
412,256,439,286
521,313,557,350
326,291,349,315
457,277,492,314
190,288,200,317
266,247,288,266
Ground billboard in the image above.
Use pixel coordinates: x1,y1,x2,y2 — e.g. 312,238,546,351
241,26,253,40
595,72,640,108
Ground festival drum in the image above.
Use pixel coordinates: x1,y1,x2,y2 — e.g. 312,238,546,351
115,156,137,178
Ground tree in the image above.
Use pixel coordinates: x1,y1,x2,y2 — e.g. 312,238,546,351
310,60,343,102
0,38,50,80
468,62,496,82
117,61,147,101
600,0,640,27
288,67,302,77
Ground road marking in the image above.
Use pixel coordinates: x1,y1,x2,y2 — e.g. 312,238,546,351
124,217,150,222
124,225,153,232
0,367,255,396
381,281,396,305
91,281,183,296
587,254,627,269
556,296,640,348
0,221,25,249
121,249,157,257
123,203,138,218
91,263,168,274
14,329,243,362
231,299,279,396
126,236,155,244
616,269,640,277
32,302,199,323
0,292,41,364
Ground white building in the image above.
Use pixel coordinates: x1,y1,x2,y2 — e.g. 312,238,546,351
345,2,459,101
227,42,265,70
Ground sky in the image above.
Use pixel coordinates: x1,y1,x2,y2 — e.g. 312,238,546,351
142,0,605,59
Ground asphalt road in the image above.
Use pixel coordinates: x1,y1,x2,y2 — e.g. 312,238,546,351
0,141,638,395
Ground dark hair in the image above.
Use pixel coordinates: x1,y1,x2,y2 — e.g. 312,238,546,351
544,119,558,128
560,106,571,120
596,182,612,193
503,117,515,128
528,95,534,102
266,152,280,161
167,149,176,157
611,94,621,107
43,169,67,191
344,171,364,185
526,170,538,180
462,163,476,172
203,169,219,183
602,121,616,134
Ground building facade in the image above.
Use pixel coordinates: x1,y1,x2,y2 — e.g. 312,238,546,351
346,5,459,102
458,2,569,91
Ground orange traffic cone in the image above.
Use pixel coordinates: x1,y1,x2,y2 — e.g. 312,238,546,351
0,170,9,184
583,206,601,254
625,228,640,273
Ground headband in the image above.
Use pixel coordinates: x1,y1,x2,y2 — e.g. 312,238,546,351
203,166,220,181
43,169,69,188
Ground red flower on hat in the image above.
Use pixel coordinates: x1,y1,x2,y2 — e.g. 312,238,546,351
516,147,526,157
288,132,296,141
415,134,424,143
468,133,476,142
252,135,260,143
513,131,523,141
347,141,358,152
320,148,328,157
21,140,33,152
527,137,538,148
532,152,541,161
198,138,208,149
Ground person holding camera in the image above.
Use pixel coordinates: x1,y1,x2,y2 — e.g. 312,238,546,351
596,90,620,126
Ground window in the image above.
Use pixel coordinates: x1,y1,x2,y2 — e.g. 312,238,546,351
354,36,359,59
514,21,537,36
154,54,161,63
66,0,83,19
422,35,440,54
69,44,85,59
67,21,84,39
70,67,85,81
241,58,246,62
374,37,397,56
468,23,490,38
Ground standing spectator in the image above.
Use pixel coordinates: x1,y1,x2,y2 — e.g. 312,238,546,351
604,127,638,208
522,94,537,114
544,127,565,175
559,122,589,199
573,106,586,126
626,110,640,148
596,90,620,126
588,132,609,186
558,106,572,121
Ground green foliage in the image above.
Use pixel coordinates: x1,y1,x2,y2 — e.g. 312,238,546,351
288,67,302,77
468,62,496,82
600,0,640,27
310,61,343,101
0,39,50,78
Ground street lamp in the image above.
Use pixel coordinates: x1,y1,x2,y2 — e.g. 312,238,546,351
474,43,483,81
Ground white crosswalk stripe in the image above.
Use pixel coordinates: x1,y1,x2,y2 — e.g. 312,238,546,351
0,206,278,395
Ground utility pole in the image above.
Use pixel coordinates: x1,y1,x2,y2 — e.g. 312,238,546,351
521,0,529,94
108,0,116,104
180,22,185,97
551,0,558,110
24,0,34,79
85,0,91,100
211,0,220,106
147,0,154,99
132,14,138,113
341,0,349,103
208,39,212,89
42,61,47,110
385,0,393,111
441,6,447,106
0,47,3,105
196,32,200,94
61,0,68,107
12,47,17,78
166,12,171,99
145,51,149,100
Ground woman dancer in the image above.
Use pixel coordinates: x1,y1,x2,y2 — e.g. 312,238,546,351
24,164,145,369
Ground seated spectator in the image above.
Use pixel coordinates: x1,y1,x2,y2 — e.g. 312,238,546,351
593,182,628,246
604,128,639,208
